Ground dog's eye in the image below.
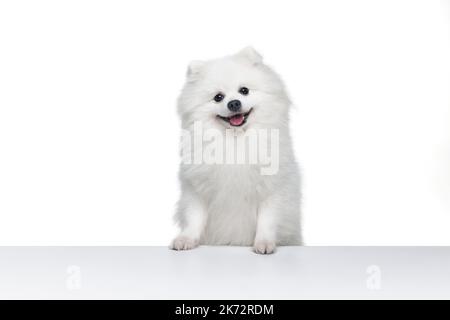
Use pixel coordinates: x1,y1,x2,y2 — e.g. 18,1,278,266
239,87,249,95
213,93,225,102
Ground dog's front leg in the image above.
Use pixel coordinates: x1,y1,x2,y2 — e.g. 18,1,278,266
171,191,206,251
253,197,279,254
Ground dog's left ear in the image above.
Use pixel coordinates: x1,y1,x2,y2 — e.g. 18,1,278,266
236,46,263,65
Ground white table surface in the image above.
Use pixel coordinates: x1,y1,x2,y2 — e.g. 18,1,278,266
0,246,449,299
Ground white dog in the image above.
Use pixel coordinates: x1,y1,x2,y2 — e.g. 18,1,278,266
171,47,301,254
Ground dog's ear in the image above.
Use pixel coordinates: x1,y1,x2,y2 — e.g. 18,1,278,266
186,60,205,79
236,46,263,65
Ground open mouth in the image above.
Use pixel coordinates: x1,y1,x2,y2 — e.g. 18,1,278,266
216,108,253,127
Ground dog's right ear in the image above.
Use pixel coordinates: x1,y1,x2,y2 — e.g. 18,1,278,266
186,60,205,80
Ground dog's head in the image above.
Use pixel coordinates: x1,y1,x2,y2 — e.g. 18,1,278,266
178,47,291,130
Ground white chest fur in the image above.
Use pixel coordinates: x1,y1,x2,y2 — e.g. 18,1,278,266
186,163,266,245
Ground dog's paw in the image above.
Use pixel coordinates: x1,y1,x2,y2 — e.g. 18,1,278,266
170,236,199,251
253,240,276,254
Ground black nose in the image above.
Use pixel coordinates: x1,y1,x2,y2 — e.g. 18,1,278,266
227,100,242,112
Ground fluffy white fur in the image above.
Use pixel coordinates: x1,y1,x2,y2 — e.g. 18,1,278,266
172,47,301,254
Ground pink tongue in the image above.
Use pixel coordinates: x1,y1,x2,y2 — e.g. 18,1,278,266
229,114,244,126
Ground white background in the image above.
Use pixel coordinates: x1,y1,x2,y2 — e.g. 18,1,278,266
0,0,449,245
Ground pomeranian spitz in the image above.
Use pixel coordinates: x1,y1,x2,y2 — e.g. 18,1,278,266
171,47,301,254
